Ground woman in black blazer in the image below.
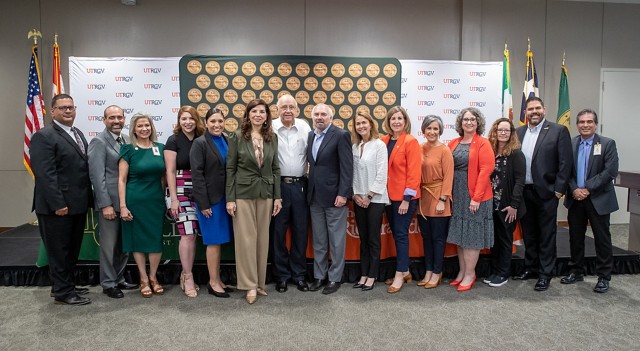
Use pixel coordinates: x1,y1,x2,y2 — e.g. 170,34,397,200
485,118,526,287
189,108,233,298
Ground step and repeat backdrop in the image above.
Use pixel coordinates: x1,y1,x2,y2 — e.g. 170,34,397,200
51,56,502,264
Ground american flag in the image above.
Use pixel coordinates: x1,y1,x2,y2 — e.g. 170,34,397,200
24,46,45,178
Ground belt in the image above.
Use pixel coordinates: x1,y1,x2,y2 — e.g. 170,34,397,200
281,176,305,184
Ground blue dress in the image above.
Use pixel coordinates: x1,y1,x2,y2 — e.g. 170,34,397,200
195,135,232,245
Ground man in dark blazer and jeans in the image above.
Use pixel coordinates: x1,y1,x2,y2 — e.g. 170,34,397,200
561,109,618,293
306,103,353,295
514,96,573,291
31,94,93,305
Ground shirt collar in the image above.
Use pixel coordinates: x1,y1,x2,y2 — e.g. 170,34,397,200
527,119,545,133
580,135,595,145
53,119,73,133
314,124,330,136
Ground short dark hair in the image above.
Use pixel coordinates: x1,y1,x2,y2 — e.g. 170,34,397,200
421,115,444,136
51,93,73,107
525,96,544,108
576,108,598,125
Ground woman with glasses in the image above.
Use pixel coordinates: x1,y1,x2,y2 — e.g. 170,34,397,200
118,113,166,298
447,107,495,291
484,118,526,287
164,106,205,298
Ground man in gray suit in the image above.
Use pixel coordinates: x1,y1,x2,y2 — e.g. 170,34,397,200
514,96,573,291
561,109,618,293
306,103,353,295
88,105,137,298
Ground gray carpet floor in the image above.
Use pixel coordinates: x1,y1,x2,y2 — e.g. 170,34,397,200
1,224,638,350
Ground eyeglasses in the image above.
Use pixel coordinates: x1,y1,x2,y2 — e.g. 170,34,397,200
53,106,76,112
462,118,476,123
497,129,511,134
279,105,297,111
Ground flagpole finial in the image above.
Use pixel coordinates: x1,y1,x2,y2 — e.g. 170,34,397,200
54,33,58,45
27,29,42,45
527,37,531,51
505,42,508,51
562,51,566,66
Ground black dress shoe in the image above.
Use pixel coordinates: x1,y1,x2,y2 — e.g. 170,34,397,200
513,271,537,280
276,281,288,293
322,281,341,295
534,278,550,291
362,283,375,291
117,282,139,290
593,278,609,293
308,279,325,292
102,287,124,298
560,273,584,285
352,282,365,289
54,295,91,305
295,280,309,292
50,287,89,297
207,283,230,298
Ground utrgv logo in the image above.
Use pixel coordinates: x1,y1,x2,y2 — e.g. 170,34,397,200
443,93,460,99
418,85,435,91
144,100,163,105
123,108,134,114
115,76,134,82
443,78,460,84
87,84,105,90
151,115,163,121
469,71,486,77
417,70,434,76
143,67,162,73
86,68,105,74
469,102,486,107
469,86,486,92
115,92,135,98
144,84,163,89
87,100,106,106
417,100,435,106
88,115,103,121
443,108,460,115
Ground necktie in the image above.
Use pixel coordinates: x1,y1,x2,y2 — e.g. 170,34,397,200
72,127,86,155
576,140,589,188
116,136,125,145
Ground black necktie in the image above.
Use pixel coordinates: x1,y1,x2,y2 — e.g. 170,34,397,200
116,136,125,145
72,127,86,155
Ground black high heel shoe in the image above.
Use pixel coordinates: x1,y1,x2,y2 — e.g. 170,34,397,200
207,283,230,298
353,282,365,289
362,282,375,291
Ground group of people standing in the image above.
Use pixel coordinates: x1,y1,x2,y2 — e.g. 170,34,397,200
31,93,619,306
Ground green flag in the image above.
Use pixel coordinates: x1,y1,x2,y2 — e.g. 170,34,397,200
557,65,570,128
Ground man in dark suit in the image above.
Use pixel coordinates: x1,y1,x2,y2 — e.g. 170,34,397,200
514,96,573,291
306,103,353,295
561,109,618,293
88,105,138,299
31,94,93,305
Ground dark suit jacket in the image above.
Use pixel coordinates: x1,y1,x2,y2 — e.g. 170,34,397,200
564,134,619,215
307,124,353,207
493,149,527,225
88,128,128,211
31,122,92,215
226,131,281,201
516,119,573,200
190,131,227,209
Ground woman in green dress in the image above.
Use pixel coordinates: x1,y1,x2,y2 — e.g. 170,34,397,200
118,113,166,298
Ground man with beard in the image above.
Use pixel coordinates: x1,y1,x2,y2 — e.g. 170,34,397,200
88,105,138,298
514,97,573,291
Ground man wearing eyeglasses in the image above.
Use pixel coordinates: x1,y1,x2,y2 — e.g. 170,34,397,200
514,96,573,291
270,94,312,293
88,105,138,299
31,94,93,305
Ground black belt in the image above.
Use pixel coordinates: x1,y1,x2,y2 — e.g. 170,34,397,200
282,176,305,184
524,184,536,190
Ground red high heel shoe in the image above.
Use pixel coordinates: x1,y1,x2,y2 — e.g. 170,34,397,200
457,276,476,292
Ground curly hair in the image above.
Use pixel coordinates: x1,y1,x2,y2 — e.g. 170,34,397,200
488,117,521,156
240,99,273,142
173,105,205,137
454,107,486,136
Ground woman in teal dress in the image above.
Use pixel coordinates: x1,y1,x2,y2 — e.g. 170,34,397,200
118,113,166,298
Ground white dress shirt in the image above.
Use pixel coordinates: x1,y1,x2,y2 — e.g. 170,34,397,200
521,119,544,184
352,138,390,204
272,117,311,177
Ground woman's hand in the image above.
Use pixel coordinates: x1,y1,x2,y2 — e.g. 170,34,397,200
353,194,363,207
435,201,445,214
469,200,480,214
272,199,282,216
121,207,133,221
502,206,517,223
201,208,212,218
170,199,179,219
398,200,409,215
226,202,236,217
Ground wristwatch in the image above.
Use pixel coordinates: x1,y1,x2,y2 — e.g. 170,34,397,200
439,197,447,202
367,194,373,200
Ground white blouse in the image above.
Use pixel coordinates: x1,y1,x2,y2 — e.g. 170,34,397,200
352,138,389,204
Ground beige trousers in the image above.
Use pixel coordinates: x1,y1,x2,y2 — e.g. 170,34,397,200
233,198,273,290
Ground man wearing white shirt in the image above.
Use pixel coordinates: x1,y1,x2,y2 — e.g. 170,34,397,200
271,95,312,292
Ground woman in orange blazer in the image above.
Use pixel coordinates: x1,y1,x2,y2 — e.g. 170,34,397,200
447,107,495,291
381,106,422,294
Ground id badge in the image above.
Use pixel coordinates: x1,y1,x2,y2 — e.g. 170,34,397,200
593,143,601,155
152,146,160,156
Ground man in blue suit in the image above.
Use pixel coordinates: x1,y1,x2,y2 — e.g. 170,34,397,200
306,103,353,295
514,96,573,291
561,109,619,293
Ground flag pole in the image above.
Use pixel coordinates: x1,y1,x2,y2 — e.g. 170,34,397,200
27,29,41,45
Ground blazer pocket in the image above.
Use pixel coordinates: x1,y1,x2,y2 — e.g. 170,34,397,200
237,177,253,185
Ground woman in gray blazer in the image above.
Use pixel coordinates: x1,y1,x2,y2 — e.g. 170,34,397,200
190,108,234,298
226,99,282,304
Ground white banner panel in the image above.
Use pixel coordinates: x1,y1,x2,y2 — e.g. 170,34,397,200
69,57,180,143
400,60,503,145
